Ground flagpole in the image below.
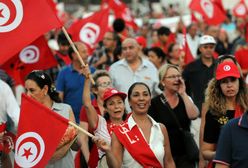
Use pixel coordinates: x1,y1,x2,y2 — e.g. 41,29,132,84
61,26,95,85
68,121,94,138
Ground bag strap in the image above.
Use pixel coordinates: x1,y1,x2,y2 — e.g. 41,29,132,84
160,94,183,131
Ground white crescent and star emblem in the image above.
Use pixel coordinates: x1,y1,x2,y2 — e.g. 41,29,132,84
15,132,45,167
0,0,23,32
79,23,100,48
200,0,214,18
19,45,40,64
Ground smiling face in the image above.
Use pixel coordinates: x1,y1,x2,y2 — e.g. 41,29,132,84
25,79,47,103
220,77,239,98
105,95,125,121
128,84,151,114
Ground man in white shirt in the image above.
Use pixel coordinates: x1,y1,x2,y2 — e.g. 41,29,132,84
109,38,161,112
186,23,200,59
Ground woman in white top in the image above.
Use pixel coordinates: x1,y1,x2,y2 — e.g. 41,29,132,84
94,82,175,168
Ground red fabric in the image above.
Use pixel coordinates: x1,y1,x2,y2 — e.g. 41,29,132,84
189,0,226,25
0,0,62,66
113,122,162,168
14,94,68,168
212,0,225,14
2,36,57,85
182,26,195,65
234,105,244,118
233,0,248,18
68,8,109,54
235,48,248,70
108,0,138,31
152,33,176,54
191,12,199,23
79,99,101,168
0,123,6,133
55,51,71,65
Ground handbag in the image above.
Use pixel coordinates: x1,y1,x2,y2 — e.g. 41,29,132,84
160,94,199,161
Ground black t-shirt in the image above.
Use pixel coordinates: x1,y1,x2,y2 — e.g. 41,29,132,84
182,58,216,112
204,110,235,144
148,94,191,157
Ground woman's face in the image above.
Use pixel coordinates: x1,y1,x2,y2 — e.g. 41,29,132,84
25,79,47,103
170,44,181,59
162,67,181,92
105,95,125,120
148,50,161,68
95,76,112,99
220,77,239,98
128,84,151,114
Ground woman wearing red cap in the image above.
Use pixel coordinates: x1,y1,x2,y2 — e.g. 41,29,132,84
201,61,248,167
81,65,127,167
93,82,175,168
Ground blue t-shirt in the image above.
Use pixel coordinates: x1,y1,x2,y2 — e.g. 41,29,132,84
214,112,248,168
56,64,95,123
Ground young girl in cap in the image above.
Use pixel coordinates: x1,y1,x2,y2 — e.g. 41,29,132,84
201,61,248,167
81,65,127,167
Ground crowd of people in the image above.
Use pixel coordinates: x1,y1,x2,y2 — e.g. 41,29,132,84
1,2,248,168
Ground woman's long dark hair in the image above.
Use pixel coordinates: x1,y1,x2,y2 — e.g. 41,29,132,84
25,70,61,103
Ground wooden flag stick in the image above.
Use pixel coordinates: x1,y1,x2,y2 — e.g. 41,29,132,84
68,121,94,138
61,26,95,85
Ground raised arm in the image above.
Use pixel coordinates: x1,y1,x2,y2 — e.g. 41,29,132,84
178,78,199,119
81,65,98,129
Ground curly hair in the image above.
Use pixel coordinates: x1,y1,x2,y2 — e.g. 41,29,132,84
205,78,248,116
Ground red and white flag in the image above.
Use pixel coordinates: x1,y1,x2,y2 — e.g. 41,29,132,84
14,94,69,168
233,0,248,18
68,7,109,53
2,36,57,85
0,0,62,66
182,27,194,65
107,0,138,30
189,0,226,25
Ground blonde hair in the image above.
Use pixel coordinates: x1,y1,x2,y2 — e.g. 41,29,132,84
158,64,181,90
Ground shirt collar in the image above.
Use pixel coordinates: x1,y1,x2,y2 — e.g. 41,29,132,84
119,58,148,68
51,102,62,112
127,114,160,130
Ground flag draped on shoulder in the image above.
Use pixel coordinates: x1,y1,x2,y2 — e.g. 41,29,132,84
189,0,226,25
68,7,109,53
0,0,62,66
14,94,68,168
2,36,57,85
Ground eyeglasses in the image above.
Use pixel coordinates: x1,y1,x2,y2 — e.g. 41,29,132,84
218,55,237,64
97,81,112,88
164,75,182,80
32,70,46,79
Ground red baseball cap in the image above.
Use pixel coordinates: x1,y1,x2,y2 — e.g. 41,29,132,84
103,88,127,102
216,62,240,80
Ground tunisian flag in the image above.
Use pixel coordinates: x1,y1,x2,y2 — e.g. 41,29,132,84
233,0,248,18
0,0,62,66
14,94,68,168
107,0,138,31
189,0,226,25
2,36,57,85
68,8,109,53
182,27,194,65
